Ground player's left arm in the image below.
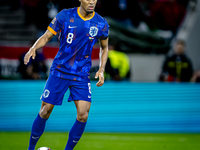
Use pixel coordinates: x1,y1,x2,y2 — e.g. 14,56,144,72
95,38,109,87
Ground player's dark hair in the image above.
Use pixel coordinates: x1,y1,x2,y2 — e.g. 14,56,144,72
176,39,186,46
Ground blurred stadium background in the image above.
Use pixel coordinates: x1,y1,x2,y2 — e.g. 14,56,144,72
0,0,200,150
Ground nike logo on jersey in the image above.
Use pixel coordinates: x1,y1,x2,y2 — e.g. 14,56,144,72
88,96,91,98
69,26,77,28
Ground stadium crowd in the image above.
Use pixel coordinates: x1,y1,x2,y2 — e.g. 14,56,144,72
1,0,199,82
7,0,190,35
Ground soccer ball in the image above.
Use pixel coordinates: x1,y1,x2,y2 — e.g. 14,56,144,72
37,147,52,150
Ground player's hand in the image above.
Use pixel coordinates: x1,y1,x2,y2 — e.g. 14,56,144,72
24,47,36,65
95,70,104,87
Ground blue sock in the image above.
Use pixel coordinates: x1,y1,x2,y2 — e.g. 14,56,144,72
28,114,48,150
65,119,87,150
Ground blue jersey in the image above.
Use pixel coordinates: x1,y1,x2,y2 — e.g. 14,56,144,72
47,7,109,82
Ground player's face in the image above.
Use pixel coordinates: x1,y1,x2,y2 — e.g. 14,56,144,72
174,43,185,55
79,0,97,13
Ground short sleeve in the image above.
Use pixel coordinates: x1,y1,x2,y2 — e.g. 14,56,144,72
100,19,109,40
47,9,66,35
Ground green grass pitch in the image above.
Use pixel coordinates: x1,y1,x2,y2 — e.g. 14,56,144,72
0,132,200,150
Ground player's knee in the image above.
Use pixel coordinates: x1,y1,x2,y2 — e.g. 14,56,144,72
77,112,88,122
39,108,52,119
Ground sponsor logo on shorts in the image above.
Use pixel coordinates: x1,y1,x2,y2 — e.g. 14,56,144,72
43,89,50,98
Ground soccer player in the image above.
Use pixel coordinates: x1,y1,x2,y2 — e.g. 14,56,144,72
24,0,109,149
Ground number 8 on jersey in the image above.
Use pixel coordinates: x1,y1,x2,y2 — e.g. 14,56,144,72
67,33,74,44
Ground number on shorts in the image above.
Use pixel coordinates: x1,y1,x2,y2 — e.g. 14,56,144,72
88,83,91,94
66,33,74,44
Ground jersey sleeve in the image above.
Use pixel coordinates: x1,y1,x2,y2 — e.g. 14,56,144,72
99,19,109,40
47,9,66,35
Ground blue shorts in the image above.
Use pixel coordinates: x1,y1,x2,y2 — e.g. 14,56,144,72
40,74,92,105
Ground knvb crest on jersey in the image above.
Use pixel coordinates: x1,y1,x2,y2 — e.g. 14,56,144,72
89,26,98,37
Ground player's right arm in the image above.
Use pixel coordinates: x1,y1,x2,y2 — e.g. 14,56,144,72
24,9,65,65
24,30,54,65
